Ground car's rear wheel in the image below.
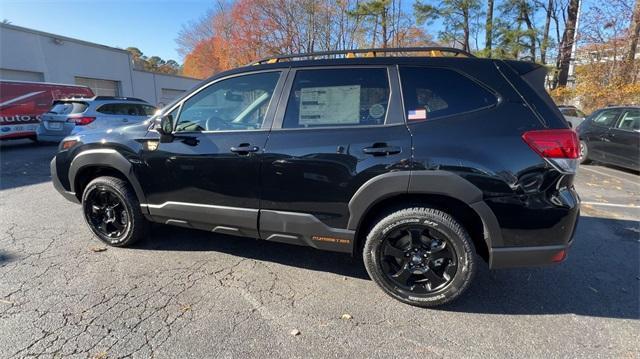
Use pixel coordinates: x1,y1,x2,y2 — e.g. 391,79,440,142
81,176,147,247
363,207,475,307
579,140,591,164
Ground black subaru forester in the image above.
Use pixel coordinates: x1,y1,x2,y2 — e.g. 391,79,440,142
51,48,580,307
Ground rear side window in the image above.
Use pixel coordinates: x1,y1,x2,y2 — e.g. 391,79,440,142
48,102,87,115
400,67,497,121
97,103,145,116
560,108,578,117
616,109,640,131
282,68,390,128
139,104,157,116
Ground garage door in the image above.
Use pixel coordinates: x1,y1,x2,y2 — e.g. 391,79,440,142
160,88,185,104
75,77,119,96
0,68,45,82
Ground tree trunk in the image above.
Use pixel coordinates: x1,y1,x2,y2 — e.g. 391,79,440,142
381,5,388,48
540,0,553,64
519,1,536,61
556,0,580,88
463,6,470,52
626,0,640,82
485,0,494,57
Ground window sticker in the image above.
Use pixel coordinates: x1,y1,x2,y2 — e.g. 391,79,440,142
299,85,360,125
369,103,385,119
407,109,427,121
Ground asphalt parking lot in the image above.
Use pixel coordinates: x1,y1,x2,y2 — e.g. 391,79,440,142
0,140,638,358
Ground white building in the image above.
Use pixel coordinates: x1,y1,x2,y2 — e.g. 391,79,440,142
0,23,200,106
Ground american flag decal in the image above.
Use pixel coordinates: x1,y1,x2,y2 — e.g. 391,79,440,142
407,109,427,121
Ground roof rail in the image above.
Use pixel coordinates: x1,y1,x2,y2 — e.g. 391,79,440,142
93,96,146,102
249,47,475,65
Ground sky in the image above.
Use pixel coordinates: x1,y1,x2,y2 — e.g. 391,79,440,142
0,0,214,62
1,0,594,65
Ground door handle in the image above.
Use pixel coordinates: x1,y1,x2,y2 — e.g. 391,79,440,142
122,119,129,122
363,145,401,156
230,144,259,155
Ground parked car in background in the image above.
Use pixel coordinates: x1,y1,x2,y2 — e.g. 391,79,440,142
577,106,640,171
0,80,94,141
558,105,586,128
37,96,156,142
50,47,580,307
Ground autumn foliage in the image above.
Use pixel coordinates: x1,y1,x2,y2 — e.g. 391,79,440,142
180,0,433,79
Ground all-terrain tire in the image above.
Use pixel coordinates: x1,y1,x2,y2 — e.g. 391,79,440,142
81,176,148,247
363,207,476,307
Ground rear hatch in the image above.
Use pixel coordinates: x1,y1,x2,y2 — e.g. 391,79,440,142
41,101,89,130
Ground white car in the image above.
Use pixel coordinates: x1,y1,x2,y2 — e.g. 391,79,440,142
558,106,586,129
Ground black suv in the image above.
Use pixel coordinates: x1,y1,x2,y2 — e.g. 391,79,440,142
51,48,580,307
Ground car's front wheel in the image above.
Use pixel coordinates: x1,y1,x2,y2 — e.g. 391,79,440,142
81,176,148,247
363,207,476,307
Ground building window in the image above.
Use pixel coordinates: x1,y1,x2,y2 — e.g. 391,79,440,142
0,68,44,82
75,77,120,96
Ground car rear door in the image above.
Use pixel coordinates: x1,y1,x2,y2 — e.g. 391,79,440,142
606,108,640,169
259,66,411,252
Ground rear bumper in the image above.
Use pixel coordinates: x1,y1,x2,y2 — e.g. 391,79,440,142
36,123,73,143
489,242,572,268
489,208,579,269
50,157,80,204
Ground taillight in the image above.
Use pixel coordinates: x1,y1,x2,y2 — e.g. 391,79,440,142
522,129,579,173
68,116,95,126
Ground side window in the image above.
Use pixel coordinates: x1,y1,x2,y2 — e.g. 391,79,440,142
561,108,578,117
592,109,622,128
175,72,280,132
138,104,157,116
616,109,640,131
282,68,390,128
400,67,497,121
97,103,139,116
96,104,116,115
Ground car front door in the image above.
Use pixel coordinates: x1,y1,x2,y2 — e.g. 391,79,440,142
139,70,286,238
582,108,623,161
606,108,640,169
258,66,411,251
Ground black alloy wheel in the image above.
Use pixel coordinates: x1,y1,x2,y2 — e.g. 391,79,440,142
84,186,130,242
379,225,457,294
81,176,147,247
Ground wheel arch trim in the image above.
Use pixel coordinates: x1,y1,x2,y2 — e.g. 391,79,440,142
348,170,503,248
68,149,147,207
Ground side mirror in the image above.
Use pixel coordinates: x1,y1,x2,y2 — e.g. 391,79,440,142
157,114,174,143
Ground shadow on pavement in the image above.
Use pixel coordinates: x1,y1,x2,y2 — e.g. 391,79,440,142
135,224,370,280
138,215,639,319
0,140,57,190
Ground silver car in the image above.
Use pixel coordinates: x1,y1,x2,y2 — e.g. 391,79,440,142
558,106,586,129
36,96,156,142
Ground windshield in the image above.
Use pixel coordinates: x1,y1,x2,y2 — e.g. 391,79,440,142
48,101,88,115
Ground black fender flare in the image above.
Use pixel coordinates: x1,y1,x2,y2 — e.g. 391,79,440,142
68,149,147,206
347,170,503,247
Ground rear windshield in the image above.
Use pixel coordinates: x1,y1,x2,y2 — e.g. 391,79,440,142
48,102,88,115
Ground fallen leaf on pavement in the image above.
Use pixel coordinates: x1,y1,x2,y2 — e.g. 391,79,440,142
290,329,301,336
341,314,353,320
90,247,107,253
